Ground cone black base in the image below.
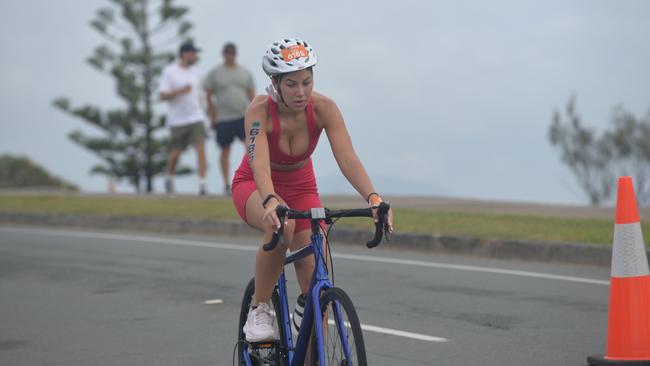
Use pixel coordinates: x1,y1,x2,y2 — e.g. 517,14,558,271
588,355,650,366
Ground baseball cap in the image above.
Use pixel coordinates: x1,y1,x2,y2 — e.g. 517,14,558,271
179,41,201,54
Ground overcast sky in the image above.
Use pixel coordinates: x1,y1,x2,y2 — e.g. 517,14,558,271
1,0,648,205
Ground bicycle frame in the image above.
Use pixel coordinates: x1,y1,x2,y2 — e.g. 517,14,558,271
242,219,351,366
241,203,389,365
280,220,351,365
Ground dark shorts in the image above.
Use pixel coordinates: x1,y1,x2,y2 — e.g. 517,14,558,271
214,117,245,148
170,121,207,151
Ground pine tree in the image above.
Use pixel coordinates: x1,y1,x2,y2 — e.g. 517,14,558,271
53,0,194,192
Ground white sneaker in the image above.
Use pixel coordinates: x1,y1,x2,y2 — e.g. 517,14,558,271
243,302,278,342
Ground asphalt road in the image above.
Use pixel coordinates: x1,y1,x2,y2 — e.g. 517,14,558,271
0,226,612,366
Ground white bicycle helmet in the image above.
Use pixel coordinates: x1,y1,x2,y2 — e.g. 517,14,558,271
262,38,317,76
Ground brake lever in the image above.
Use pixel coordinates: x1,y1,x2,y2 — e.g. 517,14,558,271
262,205,288,251
380,201,391,242
384,217,391,242
366,202,390,248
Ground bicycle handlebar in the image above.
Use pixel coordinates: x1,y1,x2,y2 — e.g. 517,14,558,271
262,202,391,251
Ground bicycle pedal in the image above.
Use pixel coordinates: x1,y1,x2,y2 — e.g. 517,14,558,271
247,340,282,365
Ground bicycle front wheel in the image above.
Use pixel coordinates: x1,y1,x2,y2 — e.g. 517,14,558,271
313,287,367,366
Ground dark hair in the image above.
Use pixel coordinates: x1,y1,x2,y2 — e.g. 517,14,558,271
272,66,313,85
223,42,236,53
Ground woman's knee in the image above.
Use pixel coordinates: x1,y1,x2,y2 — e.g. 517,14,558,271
294,254,315,273
290,231,315,267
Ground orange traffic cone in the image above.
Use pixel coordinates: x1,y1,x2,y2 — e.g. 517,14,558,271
588,176,650,366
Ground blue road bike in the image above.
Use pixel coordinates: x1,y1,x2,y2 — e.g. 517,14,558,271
236,202,390,366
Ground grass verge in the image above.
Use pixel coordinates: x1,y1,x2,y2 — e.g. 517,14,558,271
1,194,647,245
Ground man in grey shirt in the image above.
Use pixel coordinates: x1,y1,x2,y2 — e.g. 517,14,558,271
204,42,255,196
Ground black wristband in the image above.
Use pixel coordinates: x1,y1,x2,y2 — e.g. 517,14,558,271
262,194,279,208
366,192,380,203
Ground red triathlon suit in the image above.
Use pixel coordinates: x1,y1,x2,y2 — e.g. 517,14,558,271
231,96,323,233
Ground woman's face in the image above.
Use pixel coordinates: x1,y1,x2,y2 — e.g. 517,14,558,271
275,69,313,111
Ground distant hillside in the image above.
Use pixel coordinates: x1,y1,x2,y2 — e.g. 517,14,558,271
0,154,79,191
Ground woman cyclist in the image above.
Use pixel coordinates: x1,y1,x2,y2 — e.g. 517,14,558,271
232,38,394,342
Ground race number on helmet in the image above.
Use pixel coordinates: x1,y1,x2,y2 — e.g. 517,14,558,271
262,38,317,76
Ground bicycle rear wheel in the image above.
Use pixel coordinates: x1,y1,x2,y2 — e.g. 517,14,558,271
237,278,287,366
312,287,367,366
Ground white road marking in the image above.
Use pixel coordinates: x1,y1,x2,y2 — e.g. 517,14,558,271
353,322,448,343
332,253,611,286
0,227,258,251
272,311,449,343
204,299,224,305
0,227,610,286
1,226,608,344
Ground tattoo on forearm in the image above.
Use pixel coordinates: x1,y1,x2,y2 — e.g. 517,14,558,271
248,121,260,162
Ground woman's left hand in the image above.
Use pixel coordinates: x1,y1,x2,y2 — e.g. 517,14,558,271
370,194,393,234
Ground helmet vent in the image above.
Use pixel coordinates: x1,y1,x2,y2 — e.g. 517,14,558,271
263,38,317,77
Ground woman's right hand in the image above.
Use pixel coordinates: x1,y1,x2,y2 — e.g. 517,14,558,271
262,198,283,233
